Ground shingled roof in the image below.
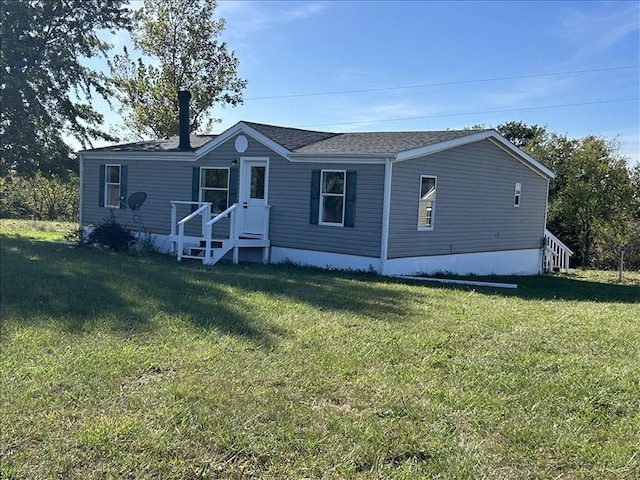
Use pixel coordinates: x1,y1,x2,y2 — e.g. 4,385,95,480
83,134,217,153
82,122,491,156
242,122,338,151
242,122,491,155
291,129,490,155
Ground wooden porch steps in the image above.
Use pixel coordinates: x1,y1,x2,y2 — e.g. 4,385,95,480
181,237,270,264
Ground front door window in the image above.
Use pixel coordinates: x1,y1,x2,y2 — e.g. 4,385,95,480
250,166,266,199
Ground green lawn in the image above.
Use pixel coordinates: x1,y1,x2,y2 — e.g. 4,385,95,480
1,222,639,479
0,218,76,241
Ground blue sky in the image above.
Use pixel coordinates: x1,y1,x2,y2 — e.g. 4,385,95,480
93,0,640,165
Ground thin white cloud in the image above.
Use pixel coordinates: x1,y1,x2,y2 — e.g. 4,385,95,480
484,76,574,107
310,98,429,130
554,2,639,57
218,1,329,38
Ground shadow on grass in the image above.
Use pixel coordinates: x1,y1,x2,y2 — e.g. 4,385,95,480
400,273,640,303
0,238,270,341
0,237,415,342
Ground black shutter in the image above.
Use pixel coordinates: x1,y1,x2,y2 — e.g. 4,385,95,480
310,170,320,225
229,165,239,205
191,167,200,212
344,170,357,227
119,165,128,209
99,165,105,207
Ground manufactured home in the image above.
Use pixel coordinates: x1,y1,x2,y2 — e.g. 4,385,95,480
79,92,571,275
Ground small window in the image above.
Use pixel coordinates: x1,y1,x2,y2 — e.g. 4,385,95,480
418,176,436,230
514,182,522,207
105,164,121,208
200,167,229,214
320,170,346,226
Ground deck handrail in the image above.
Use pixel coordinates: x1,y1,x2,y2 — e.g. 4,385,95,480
206,203,237,226
174,202,211,261
178,203,210,225
544,228,573,273
203,204,238,263
172,201,271,264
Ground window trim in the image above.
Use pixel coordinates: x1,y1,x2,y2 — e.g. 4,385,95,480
514,182,522,207
417,175,437,231
319,169,346,227
200,166,230,215
104,164,121,208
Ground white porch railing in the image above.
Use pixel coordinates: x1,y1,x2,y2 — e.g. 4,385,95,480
544,228,573,273
173,202,211,262
202,204,238,264
170,200,270,265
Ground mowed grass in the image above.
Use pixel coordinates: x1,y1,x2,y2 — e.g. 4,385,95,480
0,218,76,241
1,223,639,479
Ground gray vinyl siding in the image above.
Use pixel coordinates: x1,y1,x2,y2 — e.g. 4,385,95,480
268,160,384,258
82,159,197,236
387,140,548,259
81,133,385,258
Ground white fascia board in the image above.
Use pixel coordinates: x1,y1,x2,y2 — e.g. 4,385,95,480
395,131,495,162
78,151,198,162
485,137,555,179
395,130,555,180
286,154,388,164
195,122,292,159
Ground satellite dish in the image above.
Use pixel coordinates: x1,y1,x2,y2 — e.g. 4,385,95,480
128,192,147,211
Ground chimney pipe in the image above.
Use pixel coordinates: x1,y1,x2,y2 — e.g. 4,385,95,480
178,90,191,150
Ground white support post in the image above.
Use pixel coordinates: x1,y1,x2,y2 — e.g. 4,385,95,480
170,202,177,254
177,223,184,261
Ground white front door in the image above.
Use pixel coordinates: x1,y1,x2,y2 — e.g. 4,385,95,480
239,158,269,236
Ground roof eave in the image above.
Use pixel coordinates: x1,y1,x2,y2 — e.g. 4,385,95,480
395,130,555,180
486,136,555,179
78,150,198,161
287,152,391,163
195,121,292,158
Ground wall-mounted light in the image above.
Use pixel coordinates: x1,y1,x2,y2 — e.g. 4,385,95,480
231,159,238,166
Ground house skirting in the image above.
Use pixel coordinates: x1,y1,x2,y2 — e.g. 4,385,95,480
271,246,542,276
270,247,380,273
134,234,542,276
383,248,543,276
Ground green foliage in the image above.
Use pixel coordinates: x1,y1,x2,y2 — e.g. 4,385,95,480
136,233,161,256
592,218,640,271
87,211,137,251
551,136,635,267
495,122,636,269
495,120,548,149
0,0,131,178
109,0,247,139
0,173,79,221
1,234,639,478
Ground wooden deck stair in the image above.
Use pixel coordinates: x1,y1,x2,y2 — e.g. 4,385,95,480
181,237,270,265
544,229,573,273
171,202,271,266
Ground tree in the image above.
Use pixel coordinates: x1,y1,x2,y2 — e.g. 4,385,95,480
553,136,634,267
109,0,247,139
495,122,637,270
0,0,131,178
495,120,548,149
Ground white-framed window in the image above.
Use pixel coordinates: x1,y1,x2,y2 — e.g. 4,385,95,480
320,169,346,226
514,182,522,207
418,175,436,230
104,164,121,208
200,167,229,214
